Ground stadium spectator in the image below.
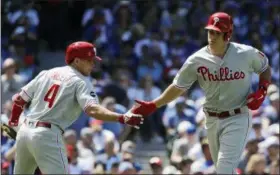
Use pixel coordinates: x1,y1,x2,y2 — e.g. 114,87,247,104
63,129,78,146
66,145,83,174
1,58,24,109
238,138,259,174
149,157,163,174
245,153,269,175
100,96,124,138
270,159,279,175
178,156,193,174
120,140,142,173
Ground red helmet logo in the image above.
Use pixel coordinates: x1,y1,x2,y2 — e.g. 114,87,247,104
213,16,219,26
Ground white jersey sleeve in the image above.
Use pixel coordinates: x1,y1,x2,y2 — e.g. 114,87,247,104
76,79,99,111
173,56,197,89
20,71,47,102
250,48,269,74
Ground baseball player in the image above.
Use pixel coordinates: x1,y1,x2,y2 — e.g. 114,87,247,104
7,41,143,174
131,12,271,174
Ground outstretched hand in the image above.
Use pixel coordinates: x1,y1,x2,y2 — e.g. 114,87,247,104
118,111,144,129
131,100,157,117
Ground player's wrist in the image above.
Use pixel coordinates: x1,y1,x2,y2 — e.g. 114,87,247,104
8,120,18,127
152,100,161,108
259,79,270,91
117,115,125,124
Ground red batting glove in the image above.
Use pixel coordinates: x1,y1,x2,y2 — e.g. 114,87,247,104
247,79,270,110
8,120,19,127
247,89,266,110
118,112,144,129
8,94,27,127
131,100,157,117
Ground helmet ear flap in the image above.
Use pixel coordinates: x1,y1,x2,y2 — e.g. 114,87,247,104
225,30,233,41
224,15,233,41
224,32,229,41
229,15,233,25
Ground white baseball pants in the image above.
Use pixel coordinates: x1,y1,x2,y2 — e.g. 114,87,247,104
14,119,68,174
204,110,252,174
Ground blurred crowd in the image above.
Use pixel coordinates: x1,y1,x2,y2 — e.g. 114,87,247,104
1,0,279,174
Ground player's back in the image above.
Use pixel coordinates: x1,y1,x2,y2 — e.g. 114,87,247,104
23,66,88,130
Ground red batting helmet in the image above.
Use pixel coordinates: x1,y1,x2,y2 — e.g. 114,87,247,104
65,41,102,64
205,12,233,41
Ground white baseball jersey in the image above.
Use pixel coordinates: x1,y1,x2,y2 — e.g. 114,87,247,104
173,42,268,112
19,66,99,130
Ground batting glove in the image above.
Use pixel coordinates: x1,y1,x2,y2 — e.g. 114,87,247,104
247,79,270,110
118,111,144,129
131,100,157,117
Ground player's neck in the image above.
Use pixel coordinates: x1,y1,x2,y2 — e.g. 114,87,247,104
70,63,78,70
70,64,83,75
5,73,14,80
209,43,229,58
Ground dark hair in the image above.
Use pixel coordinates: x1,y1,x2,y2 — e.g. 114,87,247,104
94,161,106,170
150,163,162,169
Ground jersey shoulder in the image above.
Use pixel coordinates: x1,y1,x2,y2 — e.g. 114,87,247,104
230,42,267,61
190,46,208,57
64,66,93,88
44,66,93,87
47,66,73,75
46,66,86,84
230,42,256,53
34,69,48,79
186,46,210,62
77,76,93,88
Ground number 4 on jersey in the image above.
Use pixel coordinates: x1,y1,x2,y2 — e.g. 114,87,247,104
44,84,60,108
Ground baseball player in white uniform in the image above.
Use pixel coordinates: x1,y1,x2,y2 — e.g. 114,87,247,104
8,41,143,174
130,12,271,174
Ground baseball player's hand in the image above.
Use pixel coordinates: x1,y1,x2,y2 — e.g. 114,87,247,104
247,89,266,110
118,111,144,129
247,79,270,110
8,119,19,127
131,100,157,117
1,123,17,140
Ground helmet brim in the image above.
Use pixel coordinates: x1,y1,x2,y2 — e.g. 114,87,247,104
205,25,222,32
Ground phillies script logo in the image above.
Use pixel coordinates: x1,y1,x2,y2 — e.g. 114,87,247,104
197,66,245,81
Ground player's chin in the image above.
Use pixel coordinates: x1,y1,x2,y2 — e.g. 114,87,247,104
208,40,215,44
85,71,92,76
81,70,91,76
86,68,93,76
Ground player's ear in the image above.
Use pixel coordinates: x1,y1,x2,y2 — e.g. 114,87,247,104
223,33,228,41
73,57,79,65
